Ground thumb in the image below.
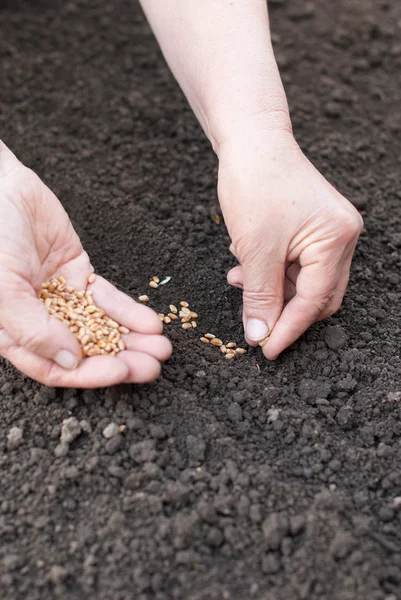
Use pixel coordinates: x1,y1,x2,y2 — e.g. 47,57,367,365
0,279,82,369
242,255,285,347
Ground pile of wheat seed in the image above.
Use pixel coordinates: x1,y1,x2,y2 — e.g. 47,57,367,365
40,275,127,357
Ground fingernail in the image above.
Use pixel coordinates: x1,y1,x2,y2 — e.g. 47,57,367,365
246,318,269,342
54,350,78,370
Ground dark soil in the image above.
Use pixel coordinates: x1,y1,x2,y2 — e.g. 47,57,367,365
1,1,401,599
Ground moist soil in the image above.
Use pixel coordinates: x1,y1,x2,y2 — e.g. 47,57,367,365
1,1,401,599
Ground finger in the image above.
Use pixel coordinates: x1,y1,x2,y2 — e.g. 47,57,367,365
242,251,286,347
0,332,129,387
318,255,352,321
88,276,163,335
284,262,300,303
261,260,339,359
0,274,82,369
229,243,239,260
117,350,162,384
58,252,94,292
227,265,243,289
124,332,173,362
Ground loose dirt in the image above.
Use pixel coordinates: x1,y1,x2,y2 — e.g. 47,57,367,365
1,1,400,599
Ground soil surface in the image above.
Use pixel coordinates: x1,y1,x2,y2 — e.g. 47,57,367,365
1,1,401,599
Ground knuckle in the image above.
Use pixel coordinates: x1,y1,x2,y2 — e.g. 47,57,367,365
18,329,46,354
339,210,364,240
243,288,283,308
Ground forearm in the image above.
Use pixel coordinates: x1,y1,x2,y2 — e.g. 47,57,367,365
139,0,291,152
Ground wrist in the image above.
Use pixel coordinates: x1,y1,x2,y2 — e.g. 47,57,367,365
208,110,294,160
197,84,293,155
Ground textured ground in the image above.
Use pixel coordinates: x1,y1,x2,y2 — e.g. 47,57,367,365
1,1,401,599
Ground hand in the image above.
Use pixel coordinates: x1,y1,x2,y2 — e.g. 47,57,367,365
0,141,172,387
217,131,363,359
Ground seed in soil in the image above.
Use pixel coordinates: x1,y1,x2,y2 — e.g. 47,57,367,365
211,338,223,347
149,281,158,289
40,276,128,358
182,323,192,330
200,337,209,344
180,301,189,308
169,305,178,314
138,295,149,302
158,313,165,321
220,345,227,354
225,353,236,360
226,342,236,349
191,321,197,328
168,313,178,320
152,276,160,283
205,333,215,339
236,348,247,355
164,316,172,324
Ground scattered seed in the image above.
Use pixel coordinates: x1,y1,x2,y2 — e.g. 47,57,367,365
205,333,215,339
181,315,191,323
158,313,165,321
180,301,189,308
169,305,178,314
138,295,149,302
164,316,172,324
226,342,236,349
200,337,209,344
191,321,197,328
167,313,177,320
236,348,247,355
211,338,223,347
182,323,192,330
220,345,227,354
152,276,160,283
87,273,96,284
158,276,172,286
225,353,236,360
189,311,198,319
149,281,158,289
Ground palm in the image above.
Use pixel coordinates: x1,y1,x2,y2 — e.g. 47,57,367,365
0,154,172,387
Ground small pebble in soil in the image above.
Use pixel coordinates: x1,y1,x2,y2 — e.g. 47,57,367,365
7,426,23,449
324,325,348,350
102,423,120,439
60,417,82,444
54,442,70,458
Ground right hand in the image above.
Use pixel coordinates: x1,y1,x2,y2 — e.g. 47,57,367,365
0,141,172,388
217,130,363,358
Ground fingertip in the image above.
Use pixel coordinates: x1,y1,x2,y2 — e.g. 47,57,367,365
124,333,173,362
118,350,162,384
